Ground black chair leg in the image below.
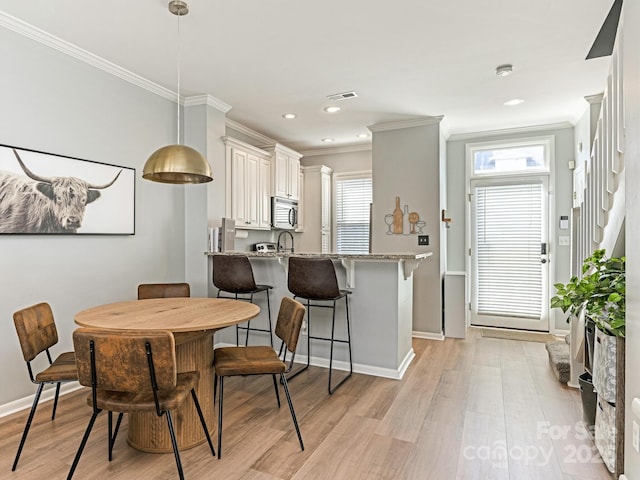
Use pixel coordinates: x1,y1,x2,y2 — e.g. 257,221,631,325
191,389,215,456
328,297,353,395
108,412,124,461
52,382,61,420
217,376,224,459
213,373,218,404
280,373,304,451
272,374,281,407
67,410,100,480
165,411,185,480
266,289,273,347
12,383,44,471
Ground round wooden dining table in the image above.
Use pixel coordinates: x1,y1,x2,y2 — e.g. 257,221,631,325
74,297,259,453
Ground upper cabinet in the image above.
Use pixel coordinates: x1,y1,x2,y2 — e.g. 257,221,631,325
263,143,302,200
222,136,272,230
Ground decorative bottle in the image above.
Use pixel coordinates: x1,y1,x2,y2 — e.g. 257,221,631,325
403,205,410,235
393,196,403,234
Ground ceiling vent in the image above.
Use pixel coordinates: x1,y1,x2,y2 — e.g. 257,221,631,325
326,91,358,101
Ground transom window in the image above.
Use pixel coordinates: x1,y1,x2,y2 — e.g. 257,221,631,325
469,137,552,177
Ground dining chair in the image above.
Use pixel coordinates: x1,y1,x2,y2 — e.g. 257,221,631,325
287,256,353,394
11,302,78,471
68,328,215,480
213,297,305,458
212,255,273,347
137,282,191,299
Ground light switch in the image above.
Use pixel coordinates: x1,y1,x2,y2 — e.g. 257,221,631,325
559,236,570,246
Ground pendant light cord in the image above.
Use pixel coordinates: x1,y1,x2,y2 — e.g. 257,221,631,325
176,9,181,145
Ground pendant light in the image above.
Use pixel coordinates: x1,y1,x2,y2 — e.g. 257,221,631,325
143,0,213,184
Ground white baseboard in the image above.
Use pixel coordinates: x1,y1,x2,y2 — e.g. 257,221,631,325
0,382,83,419
412,330,445,341
214,342,416,380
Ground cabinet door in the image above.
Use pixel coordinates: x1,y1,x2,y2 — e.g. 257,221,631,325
246,153,259,227
288,156,300,200
259,157,271,229
296,169,304,231
231,149,248,225
274,152,289,198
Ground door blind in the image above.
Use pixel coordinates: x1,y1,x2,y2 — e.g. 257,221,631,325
475,183,542,319
335,175,372,254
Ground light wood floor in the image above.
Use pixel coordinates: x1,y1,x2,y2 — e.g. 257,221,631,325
1,328,613,479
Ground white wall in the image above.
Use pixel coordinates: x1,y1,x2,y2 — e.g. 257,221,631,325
301,149,372,173
624,0,640,475
0,27,191,405
446,125,575,331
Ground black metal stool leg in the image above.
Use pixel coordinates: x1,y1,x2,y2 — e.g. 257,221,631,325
280,373,304,451
328,296,353,394
286,298,311,381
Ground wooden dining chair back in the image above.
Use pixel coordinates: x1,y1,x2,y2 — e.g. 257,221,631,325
11,302,78,471
213,297,306,458
68,328,215,480
137,282,191,299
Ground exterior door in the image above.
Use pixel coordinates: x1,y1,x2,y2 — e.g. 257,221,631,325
470,176,550,331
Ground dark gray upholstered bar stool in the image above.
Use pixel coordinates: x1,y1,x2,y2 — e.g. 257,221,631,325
286,256,352,394
212,255,273,347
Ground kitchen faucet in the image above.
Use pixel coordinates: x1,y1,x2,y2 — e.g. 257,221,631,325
277,230,294,253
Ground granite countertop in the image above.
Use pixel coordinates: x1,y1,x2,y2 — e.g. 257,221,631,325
205,251,432,260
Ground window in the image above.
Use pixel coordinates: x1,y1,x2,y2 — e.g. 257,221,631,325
334,172,372,254
469,137,552,177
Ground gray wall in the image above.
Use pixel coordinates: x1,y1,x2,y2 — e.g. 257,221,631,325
371,122,443,335
0,27,190,405
446,125,575,331
624,0,640,475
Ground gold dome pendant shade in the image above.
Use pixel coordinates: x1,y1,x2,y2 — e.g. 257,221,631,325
142,0,213,185
143,145,212,184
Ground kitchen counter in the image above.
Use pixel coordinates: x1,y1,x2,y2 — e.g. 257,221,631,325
206,250,432,380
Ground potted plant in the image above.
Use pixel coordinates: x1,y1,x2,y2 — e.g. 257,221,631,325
551,249,625,337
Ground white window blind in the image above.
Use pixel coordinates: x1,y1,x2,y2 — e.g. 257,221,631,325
335,175,372,254
475,183,542,319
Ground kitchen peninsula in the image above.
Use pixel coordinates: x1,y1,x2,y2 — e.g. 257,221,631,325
206,251,431,379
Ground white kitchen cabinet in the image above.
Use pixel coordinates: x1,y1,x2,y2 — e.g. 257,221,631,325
296,168,305,232
263,143,302,200
298,165,332,253
223,136,272,230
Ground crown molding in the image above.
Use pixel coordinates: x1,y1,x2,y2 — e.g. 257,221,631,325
184,95,232,113
225,119,275,145
367,116,444,133
585,93,604,104
0,11,181,101
447,121,573,142
299,144,372,157
221,136,271,157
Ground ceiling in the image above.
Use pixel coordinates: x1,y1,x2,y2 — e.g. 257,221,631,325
0,0,614,153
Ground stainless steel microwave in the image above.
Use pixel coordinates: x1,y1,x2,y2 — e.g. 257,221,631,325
271,197,298,230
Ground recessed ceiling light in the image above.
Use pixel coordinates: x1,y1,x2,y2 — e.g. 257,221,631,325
504,98,525,106
321,138,335,143
282,113,297,119
323,106,341,113
357,133,370,139
496,64,514,77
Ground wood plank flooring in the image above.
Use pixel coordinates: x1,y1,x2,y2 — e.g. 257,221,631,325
0,328,613,479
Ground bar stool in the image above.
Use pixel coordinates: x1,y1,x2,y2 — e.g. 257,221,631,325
212,255,273,347
286,256,352,394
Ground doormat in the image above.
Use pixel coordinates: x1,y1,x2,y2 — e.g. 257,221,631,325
481,328,557,343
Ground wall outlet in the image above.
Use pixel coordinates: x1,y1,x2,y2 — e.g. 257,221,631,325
418,235,429,246
559,236,570,246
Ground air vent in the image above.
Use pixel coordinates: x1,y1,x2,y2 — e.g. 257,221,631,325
326,91,358,101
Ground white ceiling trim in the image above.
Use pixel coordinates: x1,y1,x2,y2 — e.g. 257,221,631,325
0,10,176,102
299,144,372,157
447,122,574,142
184,95,232,113
368,116,444,133
225,119,275,145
